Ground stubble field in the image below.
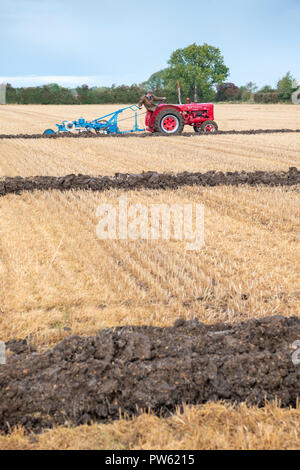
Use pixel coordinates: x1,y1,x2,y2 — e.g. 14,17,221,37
0,104,299,449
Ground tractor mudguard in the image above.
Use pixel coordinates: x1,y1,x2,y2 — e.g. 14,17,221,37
146,104,181,133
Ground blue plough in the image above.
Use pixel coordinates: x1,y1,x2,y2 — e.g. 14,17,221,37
43,105,145,135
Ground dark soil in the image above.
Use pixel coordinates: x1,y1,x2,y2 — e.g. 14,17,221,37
0,167,299,198
0,128,300,139
1,315,300,433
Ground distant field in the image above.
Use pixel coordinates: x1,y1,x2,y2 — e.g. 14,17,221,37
1,103,300,134
0,104,300,178
0,104,299,449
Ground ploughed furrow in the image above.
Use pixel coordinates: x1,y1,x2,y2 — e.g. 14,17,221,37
1,315,300,433
0,129,300,139
0,167,299,197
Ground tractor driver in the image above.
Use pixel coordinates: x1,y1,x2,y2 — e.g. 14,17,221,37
138,91,166,112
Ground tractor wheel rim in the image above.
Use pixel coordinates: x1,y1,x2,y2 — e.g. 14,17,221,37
204,124,216,132
161,115,179,133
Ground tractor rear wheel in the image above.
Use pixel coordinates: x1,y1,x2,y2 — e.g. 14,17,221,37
194,120,218,133
154,108,184,135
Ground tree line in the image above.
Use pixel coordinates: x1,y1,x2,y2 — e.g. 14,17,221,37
4,44,298,105
215,73,296,103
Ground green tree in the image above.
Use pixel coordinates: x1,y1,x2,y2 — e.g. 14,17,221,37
76,84,90,104
163,43,229,102
6,84,18,103
277,72,295,101
239,82,258,102
259,85,274,93
143,69,166,94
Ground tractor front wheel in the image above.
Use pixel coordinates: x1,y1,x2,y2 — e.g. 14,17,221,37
154,109,184,135
194,120,218,133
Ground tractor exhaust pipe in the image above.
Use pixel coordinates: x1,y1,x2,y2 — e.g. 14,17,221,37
177,80,182,105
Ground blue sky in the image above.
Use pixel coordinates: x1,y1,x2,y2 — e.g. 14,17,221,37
0,0,299,88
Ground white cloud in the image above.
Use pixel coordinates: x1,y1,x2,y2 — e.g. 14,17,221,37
0,75,116,88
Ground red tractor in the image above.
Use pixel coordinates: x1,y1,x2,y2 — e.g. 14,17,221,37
146,99,218,135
